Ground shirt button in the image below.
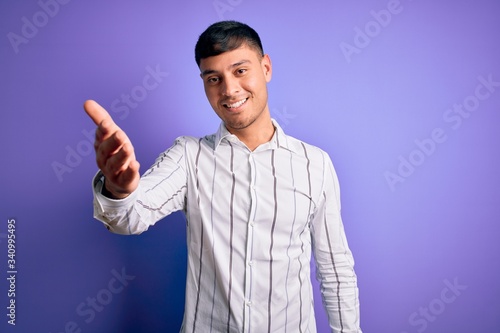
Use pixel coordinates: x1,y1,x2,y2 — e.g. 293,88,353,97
249,221,255,227
248,261,253,266
246,300,252,307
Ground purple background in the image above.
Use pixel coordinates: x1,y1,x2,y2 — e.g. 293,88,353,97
1,1,499,332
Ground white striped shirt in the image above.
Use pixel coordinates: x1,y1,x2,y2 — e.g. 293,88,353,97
92,120,361,333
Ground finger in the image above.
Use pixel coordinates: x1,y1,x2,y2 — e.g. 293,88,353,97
105,159,140,198
96,130,129,169
115,158,140,190
117,159,140,191
105,146,140,195
95,119,124,147
98,117,122,141
105,141,136,176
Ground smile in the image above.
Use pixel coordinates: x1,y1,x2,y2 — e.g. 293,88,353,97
223,98,248,109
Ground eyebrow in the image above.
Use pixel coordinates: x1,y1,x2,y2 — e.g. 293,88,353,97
201,59,251,77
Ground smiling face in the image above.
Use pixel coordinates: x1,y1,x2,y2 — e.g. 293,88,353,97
199,43,272,135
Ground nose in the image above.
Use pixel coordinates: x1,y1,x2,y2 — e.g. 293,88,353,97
221,77,240,97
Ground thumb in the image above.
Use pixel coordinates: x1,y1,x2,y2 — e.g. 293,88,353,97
83,100,116,128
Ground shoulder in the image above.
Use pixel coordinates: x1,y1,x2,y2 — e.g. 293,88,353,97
168,135,204,150
156,136,202,160
159,131,219,158
169,135,218,157
283,133,331,163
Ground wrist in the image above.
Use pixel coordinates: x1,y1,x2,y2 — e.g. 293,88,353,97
101,179,130,199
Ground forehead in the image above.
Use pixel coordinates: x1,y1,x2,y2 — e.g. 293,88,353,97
199,44,261,73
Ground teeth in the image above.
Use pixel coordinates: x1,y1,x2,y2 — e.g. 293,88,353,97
225,98,247,108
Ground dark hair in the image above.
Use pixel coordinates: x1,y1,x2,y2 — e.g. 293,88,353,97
195,20,264,67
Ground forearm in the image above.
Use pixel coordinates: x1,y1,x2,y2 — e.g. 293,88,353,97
312,153,362,332
315,250,361,333
91,139,189,234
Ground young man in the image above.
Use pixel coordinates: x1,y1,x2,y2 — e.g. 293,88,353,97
85,21,362,333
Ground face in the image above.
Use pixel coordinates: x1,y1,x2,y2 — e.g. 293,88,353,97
199,44,272,133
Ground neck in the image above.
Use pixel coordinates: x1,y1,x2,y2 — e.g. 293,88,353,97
227,113,275,151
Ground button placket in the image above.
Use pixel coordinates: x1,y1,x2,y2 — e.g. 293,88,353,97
243,153,257,331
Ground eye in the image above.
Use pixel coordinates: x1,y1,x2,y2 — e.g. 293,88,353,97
236,68,247,75
207,76,220,85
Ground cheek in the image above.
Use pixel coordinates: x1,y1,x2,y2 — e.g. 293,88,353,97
244,76,262,93
204,87,219,104
248,77,267,98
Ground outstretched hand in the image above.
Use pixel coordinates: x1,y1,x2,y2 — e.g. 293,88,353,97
84,100,140,199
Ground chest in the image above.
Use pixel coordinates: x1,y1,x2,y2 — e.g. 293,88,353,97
186,146,322,228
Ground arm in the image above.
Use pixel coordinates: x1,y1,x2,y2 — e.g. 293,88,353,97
311,154,362,333
84,100,187,234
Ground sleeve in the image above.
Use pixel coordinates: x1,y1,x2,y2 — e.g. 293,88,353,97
311,153,362,333
91,137,189,235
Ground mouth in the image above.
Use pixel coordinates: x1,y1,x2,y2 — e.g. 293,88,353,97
223,98,248,110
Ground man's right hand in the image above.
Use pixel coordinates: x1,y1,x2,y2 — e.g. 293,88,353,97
84,100,140,199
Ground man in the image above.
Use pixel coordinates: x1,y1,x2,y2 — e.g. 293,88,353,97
85,20,361,333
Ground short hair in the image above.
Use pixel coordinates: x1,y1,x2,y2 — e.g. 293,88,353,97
195,20,264,67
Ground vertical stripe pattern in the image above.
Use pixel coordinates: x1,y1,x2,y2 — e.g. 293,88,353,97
227,142,236,332
192,138,203,332
267,150,278,333
92,121,362,333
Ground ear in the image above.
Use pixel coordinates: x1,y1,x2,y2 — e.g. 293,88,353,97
261,54,272,83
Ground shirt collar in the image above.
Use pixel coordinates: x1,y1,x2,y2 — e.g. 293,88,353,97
213,119,299,153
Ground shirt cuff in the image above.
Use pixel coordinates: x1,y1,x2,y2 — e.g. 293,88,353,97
91,171,138,219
